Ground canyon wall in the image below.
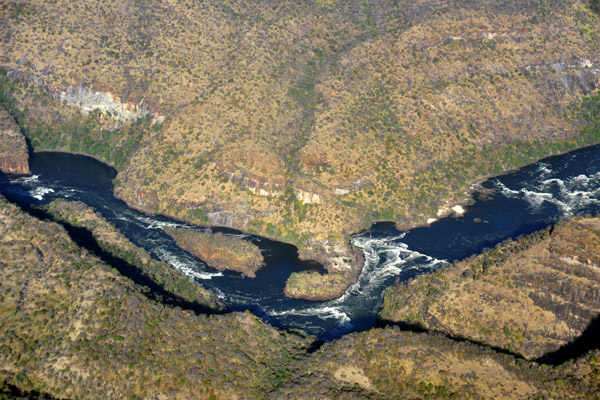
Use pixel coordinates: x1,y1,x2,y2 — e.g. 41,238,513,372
0,108,29,175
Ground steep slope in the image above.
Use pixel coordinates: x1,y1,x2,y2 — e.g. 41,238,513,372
1,193,599,399
0,195,314,399
44,199,224,310
278,329,600,400
0,107,29,175
380,217,600,359
2,0,600,298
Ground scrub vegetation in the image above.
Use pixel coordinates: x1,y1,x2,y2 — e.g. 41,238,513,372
44,199,224,310
0,193,599,399
164,228,265,278
381,217,600,360
2,0,600,298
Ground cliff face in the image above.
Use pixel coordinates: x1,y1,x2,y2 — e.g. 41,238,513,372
380,217,600,359
59,85,164,125
0,108,29,175
3,0,600,299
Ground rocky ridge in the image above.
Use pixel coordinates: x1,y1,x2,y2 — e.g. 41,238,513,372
380,217,600,359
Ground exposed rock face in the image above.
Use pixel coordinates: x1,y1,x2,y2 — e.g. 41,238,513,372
0,108,29,175
294,188,322,204
59,85,164,124
380,217,600,359
134,190,160,211
206,211,236,227
226,171,284,197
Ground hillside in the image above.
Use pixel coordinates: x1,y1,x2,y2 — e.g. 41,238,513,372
2,0,600,297
0,194,315,399
44,199,224,311
0,193,599,399
277,328,600,399
380,217,600,360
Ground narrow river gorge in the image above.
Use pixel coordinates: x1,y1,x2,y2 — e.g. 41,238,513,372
1,145,600,340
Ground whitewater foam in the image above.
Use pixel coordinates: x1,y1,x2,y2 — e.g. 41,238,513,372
29,186,54,200
270,233,446,328
535,162,553,177
134,215,184,230
495,181,520,198
495,165,600,218
12,174,40,184
269,306,351,325
155,247,222,280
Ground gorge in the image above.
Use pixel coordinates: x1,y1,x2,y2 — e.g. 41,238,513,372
2,143,600,340
2,0,600,397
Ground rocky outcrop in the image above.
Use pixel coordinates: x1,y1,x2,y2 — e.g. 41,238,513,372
134,190,160,211
299,240,364,275
293,187,322,204
0,108,29,175
225,171,284,197
59,85,164,124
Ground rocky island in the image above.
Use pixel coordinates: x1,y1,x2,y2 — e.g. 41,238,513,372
165,228,264,278
0,193,599,398
285,271,351,301
3,0,600,299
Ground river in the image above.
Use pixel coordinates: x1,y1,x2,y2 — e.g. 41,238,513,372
1,146,600,340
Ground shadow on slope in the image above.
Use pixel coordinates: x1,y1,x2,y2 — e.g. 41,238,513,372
0,180,225,316
376,318,527,360
536,314,600,365
377,313,600,366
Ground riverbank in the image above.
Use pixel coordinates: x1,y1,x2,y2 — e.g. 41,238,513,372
108,140,600,303
2,192,599,399
112,184,367,301
380,216,600,360
44,198,225,311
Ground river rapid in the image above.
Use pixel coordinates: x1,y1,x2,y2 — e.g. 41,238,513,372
1,146,600,340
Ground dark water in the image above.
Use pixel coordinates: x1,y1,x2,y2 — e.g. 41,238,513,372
1,146,600,340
